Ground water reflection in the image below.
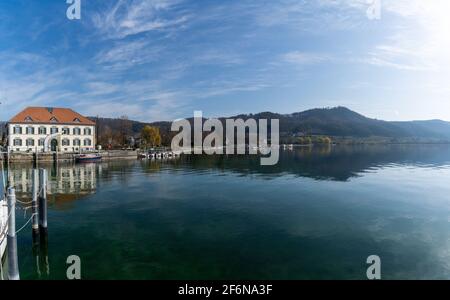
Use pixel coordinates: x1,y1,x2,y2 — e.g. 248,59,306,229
5,145,450,202
176,144,450,181
31,228,49,278
8,163,99,209
5,144,450,280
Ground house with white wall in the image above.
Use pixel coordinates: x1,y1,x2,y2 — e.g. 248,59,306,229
7,107,96,153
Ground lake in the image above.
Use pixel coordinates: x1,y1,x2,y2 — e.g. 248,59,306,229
2,144,450,279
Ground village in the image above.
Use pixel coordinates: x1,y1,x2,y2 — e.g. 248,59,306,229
0,106,178,164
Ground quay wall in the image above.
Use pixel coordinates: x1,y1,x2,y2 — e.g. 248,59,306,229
1,150,138,163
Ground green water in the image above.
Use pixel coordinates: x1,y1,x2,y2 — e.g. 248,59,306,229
2,145,450,279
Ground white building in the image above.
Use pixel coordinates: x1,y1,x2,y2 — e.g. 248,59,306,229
7,107,96,153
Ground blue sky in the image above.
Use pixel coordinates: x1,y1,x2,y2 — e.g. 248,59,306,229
0,0,449,122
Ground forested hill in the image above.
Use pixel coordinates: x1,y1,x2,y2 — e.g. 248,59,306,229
89,107,450,141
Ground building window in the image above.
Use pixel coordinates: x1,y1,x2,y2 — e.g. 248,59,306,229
62,127,70,135
50,117,58,123
84,128,92,135
73,139,81,146
13,139,22,146
73,127,81,135
62,139,70,146
73,118,81,123
84,139,92,146
38,139,45,146
26,139,35,146
25,116,33,122
26,126,35,135
50,127,58,134
39,127,47,135
13,126,22,134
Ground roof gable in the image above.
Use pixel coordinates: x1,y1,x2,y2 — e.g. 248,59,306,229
9,107,95,126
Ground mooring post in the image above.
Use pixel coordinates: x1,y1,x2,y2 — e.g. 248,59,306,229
32,169,39,233
7,187,20,280
38,169,47,230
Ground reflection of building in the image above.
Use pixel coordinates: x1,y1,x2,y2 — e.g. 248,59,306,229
7,107,96,153
8,164,98,207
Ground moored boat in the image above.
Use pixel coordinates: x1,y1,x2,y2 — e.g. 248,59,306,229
0,197,7,264
138,153,148,159
75,154,102,163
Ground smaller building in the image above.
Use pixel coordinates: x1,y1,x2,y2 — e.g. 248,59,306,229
7,107,96,153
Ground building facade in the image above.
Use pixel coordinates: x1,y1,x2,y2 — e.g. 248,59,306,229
7,107,96,153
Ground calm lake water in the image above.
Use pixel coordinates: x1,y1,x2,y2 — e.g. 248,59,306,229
2,145,450,279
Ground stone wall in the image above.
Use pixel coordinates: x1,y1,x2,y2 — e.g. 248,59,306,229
1,150,138,163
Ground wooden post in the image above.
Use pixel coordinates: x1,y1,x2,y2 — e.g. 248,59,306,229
7,187,20,280
38,169,47,230
31,169,39,233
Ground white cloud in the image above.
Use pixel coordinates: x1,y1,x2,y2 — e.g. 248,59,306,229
95,39,164,70
282,51,331,65
91,0,190,39
365,0,450,72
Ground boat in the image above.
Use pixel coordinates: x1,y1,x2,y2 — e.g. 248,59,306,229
138,153,148,159
75,154,102,163
0,197,7,265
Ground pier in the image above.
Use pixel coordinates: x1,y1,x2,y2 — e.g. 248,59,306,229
138,147,183,160
1,150,139,165
0,155,49,280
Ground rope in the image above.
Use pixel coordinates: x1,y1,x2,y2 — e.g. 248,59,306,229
15,213,37,235
16,198,33,205
0,166,45,250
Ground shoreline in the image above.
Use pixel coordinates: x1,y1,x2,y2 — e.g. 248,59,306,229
0,150,138,164
1,143,449,165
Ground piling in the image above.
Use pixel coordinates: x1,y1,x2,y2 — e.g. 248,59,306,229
31,169,39,233
7,187,20,280
38,169,47,230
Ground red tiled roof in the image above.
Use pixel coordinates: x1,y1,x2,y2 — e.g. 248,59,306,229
9,107,95,125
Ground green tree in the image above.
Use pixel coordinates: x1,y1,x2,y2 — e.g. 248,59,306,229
141,126,162,148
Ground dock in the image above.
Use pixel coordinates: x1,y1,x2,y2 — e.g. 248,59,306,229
138,147,184,160
1,150,139,164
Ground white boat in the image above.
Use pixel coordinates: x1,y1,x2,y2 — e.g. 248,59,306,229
0,197,7,264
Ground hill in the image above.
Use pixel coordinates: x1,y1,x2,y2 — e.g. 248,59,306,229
2,107,450,147
90,107,450,144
